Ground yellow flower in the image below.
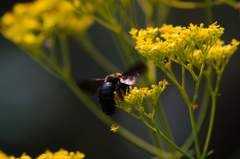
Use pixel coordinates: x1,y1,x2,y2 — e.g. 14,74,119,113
110,124,119,132
188,23,197,31
19,153,31,159
0,149,85,159
1,12,16,25
23,33,36,44
129,28,138,37
13,3,28,15
0,151,8,159
231,39,240,46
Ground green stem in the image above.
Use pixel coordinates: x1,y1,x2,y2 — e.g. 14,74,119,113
188,61,206,159
142,100,164,158
119,0,130,32
111,32,133,67
192,61,206,104
164,70,191,104
180,71,212,156
167,60,177,80
217,0,239,7
205,150,214,157
90,15,120,33
200,2,214,158
130,0,138,28
156,100,177,157
177,60,198,82
163,68,202,158
41,51,63,75
204,0,213,26
189,106,201,159
79,34,122,74
156,2,170,27
152,119,194,159
119,32,138,63
159,0,220,9
49,35,57,59
201,91,216,159
201,72,222,158
182,66,185,89
59,33,71,78
148,61,156,84
21,46,63,79
139,110,193,159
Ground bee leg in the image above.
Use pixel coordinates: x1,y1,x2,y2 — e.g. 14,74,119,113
116,81,124,100
127,85,130,94
122,84,127,95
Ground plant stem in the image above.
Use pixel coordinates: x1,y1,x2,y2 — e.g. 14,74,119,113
182,66,185,89
200,2,214,158
192,61,206,104
180,75,211,156
49,35,57,59
130,0,138,28
59,33,71,78
111,32,133,67
152,120,194,159
201,91,216,159
133,110,193,159
159,0,220,9
119,32,138,63
90,15,120,33
189,106,202,159
21,46,63,79
79,34,122,74
201,72,222,158
119,0,130,32
217,0,239,7
163,68,202,158
204,0,213,26
156,100,177,157
142,100,164,158
148,61,156,84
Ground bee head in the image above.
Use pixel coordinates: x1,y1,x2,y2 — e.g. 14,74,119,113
104,73,122,82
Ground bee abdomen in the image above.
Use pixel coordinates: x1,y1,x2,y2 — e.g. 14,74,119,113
98,82,116,116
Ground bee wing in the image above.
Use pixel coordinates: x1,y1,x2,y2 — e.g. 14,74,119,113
77,79,104,96
120,62,147,85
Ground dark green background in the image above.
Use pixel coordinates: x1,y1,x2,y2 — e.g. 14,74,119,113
0,1,240,158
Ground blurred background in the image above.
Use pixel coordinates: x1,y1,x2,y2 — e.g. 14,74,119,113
0,0,240,159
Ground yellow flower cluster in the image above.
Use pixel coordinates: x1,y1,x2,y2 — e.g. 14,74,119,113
37,149,85,159
0,149,85,159
115,80,168,113
193,39,240,69
0,0,92,49
130,22,239,70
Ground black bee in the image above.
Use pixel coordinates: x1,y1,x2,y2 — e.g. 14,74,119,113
78,63,147,116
